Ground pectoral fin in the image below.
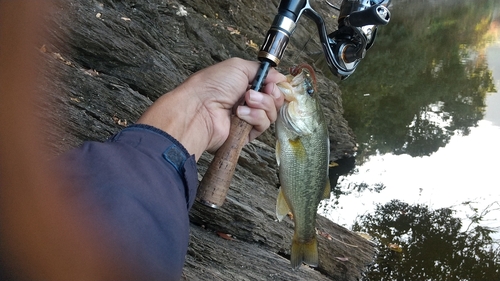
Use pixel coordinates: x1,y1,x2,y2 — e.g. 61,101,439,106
323,179,331,199
276,187,291,222
275,140,280,167
329,161,339,168
289,138,306,161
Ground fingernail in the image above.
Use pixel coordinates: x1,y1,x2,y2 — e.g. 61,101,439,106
237,106,251,117
249,90,264,102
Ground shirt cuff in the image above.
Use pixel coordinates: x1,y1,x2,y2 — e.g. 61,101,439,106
109,124,198,209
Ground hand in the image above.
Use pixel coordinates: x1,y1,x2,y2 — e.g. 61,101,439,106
137,58,286,160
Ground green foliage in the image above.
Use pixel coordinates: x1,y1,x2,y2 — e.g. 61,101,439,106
353,200,500,280
333,0,497,163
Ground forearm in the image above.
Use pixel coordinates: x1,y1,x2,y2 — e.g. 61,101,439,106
56,124,199,280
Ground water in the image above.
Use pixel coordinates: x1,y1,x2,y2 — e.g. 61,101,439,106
318,0,500,279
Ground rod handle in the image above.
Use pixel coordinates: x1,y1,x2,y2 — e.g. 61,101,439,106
196,115,252,208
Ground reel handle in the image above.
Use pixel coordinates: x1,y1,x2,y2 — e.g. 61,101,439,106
344,4,390,27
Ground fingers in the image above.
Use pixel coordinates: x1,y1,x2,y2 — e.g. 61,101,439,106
236,81,285,142
262,81,285,108
195,58,287,149
237,71,286,143
236,105,269,143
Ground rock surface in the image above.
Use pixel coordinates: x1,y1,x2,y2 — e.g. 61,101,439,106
38,0,373,280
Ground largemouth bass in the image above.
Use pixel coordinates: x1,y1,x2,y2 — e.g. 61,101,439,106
275,64,330,269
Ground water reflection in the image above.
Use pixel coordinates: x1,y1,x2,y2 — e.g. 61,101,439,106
353,200,500,280
328,0,497,163
485,43,500,126
317,0,500,279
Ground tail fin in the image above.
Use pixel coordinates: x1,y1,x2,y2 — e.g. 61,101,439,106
290,235,318,269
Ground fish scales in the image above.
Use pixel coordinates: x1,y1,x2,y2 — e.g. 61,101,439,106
275,64,330,269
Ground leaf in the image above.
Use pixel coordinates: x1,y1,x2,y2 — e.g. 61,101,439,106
246,40,259,51
388,243,402,253
226,26,240,35
217,232,235,241
334,256,349,262
356,232,373,241
112,114,128,127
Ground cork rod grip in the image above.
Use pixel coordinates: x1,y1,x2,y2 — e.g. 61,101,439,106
196,61,271,208
196,115,252,208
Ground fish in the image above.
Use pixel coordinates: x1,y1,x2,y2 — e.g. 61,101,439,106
275,64,331,269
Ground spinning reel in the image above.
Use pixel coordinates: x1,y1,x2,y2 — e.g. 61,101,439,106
258,0,391,79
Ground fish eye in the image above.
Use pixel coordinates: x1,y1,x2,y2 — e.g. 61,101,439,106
304,73,314,96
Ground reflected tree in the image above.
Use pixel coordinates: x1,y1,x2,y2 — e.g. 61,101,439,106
353,200,500,280
334,0,498,163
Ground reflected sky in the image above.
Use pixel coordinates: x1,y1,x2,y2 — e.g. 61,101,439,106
485,43,500,126
321,33,500,238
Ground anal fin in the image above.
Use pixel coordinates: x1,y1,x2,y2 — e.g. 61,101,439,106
322,179,331,199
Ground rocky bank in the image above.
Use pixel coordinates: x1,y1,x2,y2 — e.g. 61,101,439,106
38,0,375,280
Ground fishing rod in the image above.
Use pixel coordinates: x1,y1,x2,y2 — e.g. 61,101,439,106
196,0,391,208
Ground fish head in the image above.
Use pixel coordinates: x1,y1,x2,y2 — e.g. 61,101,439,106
277,64,319,135
288,64,317,95
279,64,317,101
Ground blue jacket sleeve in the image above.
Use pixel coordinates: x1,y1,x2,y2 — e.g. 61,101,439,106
56,124,198,280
